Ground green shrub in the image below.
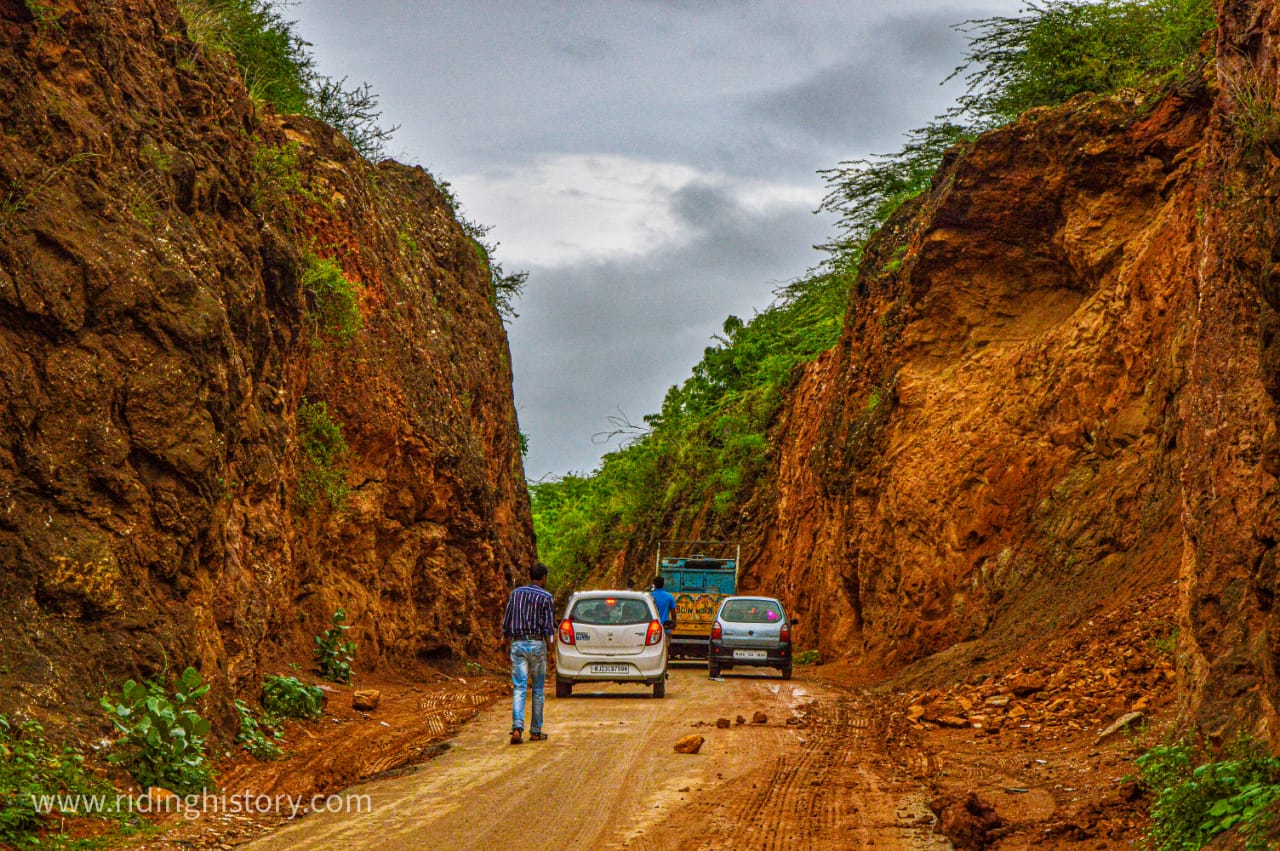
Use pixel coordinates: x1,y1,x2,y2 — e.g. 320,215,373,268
1138,739,1280,850
176,0,395,159
100,666,212,794
302,255,362,346
23,1,62,35
261,676,324,720
795,649,821,665
950,0,1215,127
313,609,356,684
0,715,121,846
296,398,350,510
251,141,314,211
234,699,283,760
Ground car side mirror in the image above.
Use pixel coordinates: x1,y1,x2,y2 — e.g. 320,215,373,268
789,618,800,627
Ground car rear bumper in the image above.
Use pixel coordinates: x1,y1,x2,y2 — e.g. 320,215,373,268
555,647,668,682
709,640,792,668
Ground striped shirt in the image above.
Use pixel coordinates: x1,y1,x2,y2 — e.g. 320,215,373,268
502,585,555,639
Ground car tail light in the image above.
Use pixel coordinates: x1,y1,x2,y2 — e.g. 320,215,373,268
711,621,722,640
780,623,791,642
558,619,575,645
645,620,663,646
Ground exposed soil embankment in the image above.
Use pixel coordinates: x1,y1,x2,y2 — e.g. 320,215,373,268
752,83,1209,673
0,0,534,732
640,2,1280,745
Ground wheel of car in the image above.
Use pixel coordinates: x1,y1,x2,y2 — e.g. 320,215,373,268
781,666,792,680
555,677,573,697
652,678,665,698
708,663,720,678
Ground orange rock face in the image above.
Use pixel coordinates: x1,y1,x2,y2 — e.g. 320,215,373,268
743,0,1280,744
749,85,1210,680
0,1,534,730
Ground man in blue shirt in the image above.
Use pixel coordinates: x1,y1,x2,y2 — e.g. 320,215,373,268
650,575,678,636
501,562,556,745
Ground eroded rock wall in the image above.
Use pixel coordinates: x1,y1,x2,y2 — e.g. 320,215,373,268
748,86,1209,674
748,0,1280,744
0,0,534,729
1177,0,1280,743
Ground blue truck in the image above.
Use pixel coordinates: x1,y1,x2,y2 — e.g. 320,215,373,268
657,540,741,659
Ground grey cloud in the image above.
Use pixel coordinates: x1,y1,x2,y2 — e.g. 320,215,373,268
741,10,980,150
510,198,833,477
553,36,614,61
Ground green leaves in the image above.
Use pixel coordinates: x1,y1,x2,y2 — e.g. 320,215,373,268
302,256,363,347
177,0,395,159
0,715,120,844
532,268,853,592
949,0,1215,127
313,609,357,684
1138,738,1280,850
100,667,213,795
262,675,326,719
296,398,351,510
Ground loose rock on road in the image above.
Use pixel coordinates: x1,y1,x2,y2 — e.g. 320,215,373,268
244,666,950,850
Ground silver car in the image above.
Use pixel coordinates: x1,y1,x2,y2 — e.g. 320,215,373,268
708,595,797,680
554,590,669,698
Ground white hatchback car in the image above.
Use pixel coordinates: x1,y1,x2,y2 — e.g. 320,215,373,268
554,590,669,698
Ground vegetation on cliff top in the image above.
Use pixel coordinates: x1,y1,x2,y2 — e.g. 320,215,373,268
178,0,529,321
530,0,1215,594
178,0,397,159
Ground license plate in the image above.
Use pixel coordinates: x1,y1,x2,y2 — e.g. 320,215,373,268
733,649,767,660
590,664,630,674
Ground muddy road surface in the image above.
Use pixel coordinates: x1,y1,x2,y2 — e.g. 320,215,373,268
242,665,949,850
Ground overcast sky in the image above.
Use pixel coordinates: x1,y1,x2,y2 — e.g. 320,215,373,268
292,0,1026,479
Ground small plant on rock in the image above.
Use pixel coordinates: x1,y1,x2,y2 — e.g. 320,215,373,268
296,398,350,510
1138,737,1280,850
795,649,821,665
0,715,121,845
100,666,212,794
313,609,356,684
261,675,325,720
234,699,284,760
302,255,362,346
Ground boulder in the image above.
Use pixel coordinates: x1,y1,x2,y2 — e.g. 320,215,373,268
929,791,1002,850
353,689,382,711
674,734,705,754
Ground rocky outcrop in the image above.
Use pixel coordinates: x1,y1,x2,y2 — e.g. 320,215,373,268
746,84,1209,676
742,0,1280,745
1177,0,1280,744
0,0,534,730
636,4,1280,746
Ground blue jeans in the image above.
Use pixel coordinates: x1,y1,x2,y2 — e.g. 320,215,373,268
510,640,547,732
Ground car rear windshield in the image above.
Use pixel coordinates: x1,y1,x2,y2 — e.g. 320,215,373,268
721,600,784,624
570,597,652,625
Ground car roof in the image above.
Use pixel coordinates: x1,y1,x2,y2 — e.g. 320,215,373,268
719,595,784,605
568,589,653,600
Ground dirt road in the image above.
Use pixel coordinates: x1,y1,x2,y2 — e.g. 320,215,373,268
242,665,949,850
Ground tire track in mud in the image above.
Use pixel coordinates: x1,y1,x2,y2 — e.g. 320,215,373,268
688,694,951,850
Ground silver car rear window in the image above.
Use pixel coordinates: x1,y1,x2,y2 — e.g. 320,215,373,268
570,597,652,625
721,600,783,624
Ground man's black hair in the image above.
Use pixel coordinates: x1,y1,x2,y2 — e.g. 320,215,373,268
652,575,665,588
529,562,549,581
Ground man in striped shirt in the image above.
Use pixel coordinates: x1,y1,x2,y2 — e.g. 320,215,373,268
501,562,556,745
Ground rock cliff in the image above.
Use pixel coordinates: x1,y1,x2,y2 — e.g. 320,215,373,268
644,2,1280,744
0,0,534,730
